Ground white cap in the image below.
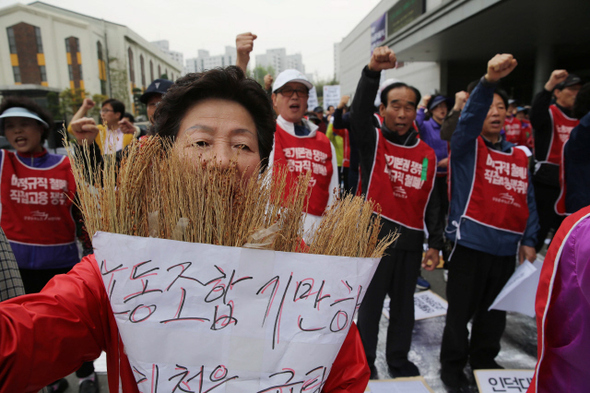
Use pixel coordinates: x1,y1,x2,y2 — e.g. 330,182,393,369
273,69,313,92
374,78,401,107
0,107,49,128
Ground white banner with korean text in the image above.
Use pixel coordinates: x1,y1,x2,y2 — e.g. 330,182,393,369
94,232,380,392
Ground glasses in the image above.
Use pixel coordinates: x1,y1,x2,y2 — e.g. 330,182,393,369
278,87,309,98
100,108,114,113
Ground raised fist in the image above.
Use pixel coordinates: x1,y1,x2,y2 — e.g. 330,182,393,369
70,117,99,145
545,70,569,91
82,98,95,109
263,74,273,90
368,46,397,72
484,54,517,83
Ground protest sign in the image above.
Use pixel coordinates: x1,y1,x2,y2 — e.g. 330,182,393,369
489,259,542,317
307,86,319,110
370,13,387,55
474,369,534,393
382,290,447,320
366,377,434,392
323,85,341,109
94,231,380,392
414,290,448,320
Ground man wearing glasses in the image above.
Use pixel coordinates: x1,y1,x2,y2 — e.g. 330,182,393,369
69,98,137,154
270,69,339,235
234,33,338,234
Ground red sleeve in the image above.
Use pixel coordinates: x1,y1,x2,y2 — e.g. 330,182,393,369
322,323,370,393
0,256,111,392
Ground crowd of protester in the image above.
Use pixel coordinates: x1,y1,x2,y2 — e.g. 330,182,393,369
0,30,588,393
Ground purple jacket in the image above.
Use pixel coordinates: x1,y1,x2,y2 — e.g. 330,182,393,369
415,108,447,175
530,205,590,393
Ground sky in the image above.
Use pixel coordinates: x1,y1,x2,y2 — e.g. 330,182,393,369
0,0,382,81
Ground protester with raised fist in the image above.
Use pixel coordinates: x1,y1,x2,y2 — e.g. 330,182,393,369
440,54,539,392
350,45,442,380
530,70,581,250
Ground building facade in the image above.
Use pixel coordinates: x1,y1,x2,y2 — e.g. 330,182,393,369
0,2,182,114
185,46,236,74
337,0,590,104
256,48,306,75
151,40,184,70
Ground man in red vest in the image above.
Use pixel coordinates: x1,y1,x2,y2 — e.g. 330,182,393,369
268,70,339,235
504,100,527,146
530,71,581,250
350,46,442,379
441,54,539,392
234,33,338,235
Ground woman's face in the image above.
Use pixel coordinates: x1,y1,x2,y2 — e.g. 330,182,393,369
174,99,261,179
3,116,44,154
430,101,448,124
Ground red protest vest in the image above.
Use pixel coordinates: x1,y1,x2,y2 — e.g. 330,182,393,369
273,125,333,216
1,151,76,245
504,116,526,146
545,105,579,165
463,138,530,234
366,130,436,230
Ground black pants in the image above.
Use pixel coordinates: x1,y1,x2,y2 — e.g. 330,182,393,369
533,182,564,252
357,248,422,369
20,268,95,379
440,245,514,373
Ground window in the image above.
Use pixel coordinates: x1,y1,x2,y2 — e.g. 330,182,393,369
39,65,47,82
34,27,43,53
158,64,161,77
97,41,106,95
97,41,103,61
150,60,154,82
128,47,135,84
13,66,21,83
65,37,83,89
140,55,145,88
7,27,16,54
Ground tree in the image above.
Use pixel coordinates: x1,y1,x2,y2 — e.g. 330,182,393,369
250,65,275,88
108,56,130,108
52,89,108,122
132,87,146,117
88,94,109,119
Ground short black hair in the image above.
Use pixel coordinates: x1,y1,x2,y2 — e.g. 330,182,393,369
494,87,509,108
380,82,421,109
0,96,53,142
573,82,590,120
153,66,275,170
102,98,125,120
123,112,135,123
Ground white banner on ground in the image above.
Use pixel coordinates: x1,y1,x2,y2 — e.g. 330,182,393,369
489,259,542,317
94,232,380,392
307,86,319,110
474,369,534,393
382,290,448,320
366,377,434,392
323,85,341,109
414,290,448,320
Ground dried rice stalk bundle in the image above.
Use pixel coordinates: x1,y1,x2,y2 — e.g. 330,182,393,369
66,136,396,258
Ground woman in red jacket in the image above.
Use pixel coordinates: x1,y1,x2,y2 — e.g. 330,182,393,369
0,67,370,393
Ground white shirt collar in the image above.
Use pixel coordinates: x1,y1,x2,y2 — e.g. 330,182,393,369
277,115,319,138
